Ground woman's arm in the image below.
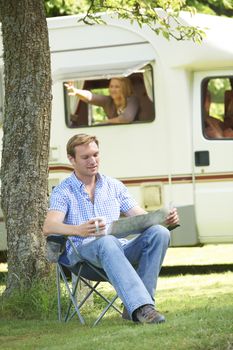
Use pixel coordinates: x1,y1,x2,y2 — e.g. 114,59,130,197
65,83,93,103
65,82,110,108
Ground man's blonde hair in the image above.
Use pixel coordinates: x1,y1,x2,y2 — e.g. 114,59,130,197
66,134,99,157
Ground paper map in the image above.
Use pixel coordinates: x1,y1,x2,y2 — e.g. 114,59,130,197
106,208,169,239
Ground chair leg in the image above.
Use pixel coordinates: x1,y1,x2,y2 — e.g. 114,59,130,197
58,264,85,325
67,277,122,326
93,294,119,327
65,279,96,322
78,278,122,326
56,252,122,326
81,278,122,314
56,264,62,322
67,281,100,322
64,268,83,322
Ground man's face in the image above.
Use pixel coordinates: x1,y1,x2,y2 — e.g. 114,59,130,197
69,141,100,178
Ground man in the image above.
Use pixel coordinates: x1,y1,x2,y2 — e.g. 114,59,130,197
43,133,179,324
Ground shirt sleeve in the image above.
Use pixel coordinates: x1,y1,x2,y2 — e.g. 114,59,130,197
90,94,109,108
116,180,138,213
120,95,140,123
49,187,68,214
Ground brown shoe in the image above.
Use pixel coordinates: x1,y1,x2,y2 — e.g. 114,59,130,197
135,305,165,324
122,306,131,321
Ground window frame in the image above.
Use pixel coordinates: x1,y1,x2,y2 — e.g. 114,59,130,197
201,75,233,140
63,63,155,128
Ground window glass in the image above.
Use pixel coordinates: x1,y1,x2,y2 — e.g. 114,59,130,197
64,64,155,127
202,76,233,139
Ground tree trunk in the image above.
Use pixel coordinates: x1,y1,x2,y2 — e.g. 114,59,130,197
0,0,52,294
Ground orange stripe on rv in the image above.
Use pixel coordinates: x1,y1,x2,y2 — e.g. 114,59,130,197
49,165,233,184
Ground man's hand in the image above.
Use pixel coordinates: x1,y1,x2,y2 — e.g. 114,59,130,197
43,210,106,237
165,208,179,226
77,218,106,237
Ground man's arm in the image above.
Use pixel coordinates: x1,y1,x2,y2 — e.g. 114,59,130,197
125,205,148,217
43,210,106,237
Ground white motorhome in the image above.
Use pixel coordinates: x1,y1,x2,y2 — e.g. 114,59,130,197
0,11,233,250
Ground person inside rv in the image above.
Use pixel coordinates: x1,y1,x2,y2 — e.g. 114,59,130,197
65,77,140,124
203,90,224,139
203,78,233,139
43,133,179,325
222,90,233,137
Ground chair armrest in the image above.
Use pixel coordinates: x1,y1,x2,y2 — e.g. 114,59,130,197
46,235,67,263
47,235,67,245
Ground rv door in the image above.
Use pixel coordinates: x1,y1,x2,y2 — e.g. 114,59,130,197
192,71,233,244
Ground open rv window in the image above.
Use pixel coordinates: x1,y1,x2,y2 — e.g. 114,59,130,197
63,63,155,127
202,76,233,139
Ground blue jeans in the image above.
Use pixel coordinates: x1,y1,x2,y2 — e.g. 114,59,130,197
73,225,170,318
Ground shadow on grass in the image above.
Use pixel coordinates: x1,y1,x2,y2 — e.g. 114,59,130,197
161,263,233,275
1,264,233,283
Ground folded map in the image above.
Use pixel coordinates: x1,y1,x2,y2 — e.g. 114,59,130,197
106,208,170,239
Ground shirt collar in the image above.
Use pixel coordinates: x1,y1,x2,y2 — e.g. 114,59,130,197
70,171,103,188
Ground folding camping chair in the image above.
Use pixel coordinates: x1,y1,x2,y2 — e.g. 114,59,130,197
46,235,122,326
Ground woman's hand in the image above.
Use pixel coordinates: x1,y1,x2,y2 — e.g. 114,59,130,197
64,82,77,96
64,82,92,102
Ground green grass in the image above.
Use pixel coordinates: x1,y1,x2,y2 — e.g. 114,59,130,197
0,271,233,350
163,244,233,266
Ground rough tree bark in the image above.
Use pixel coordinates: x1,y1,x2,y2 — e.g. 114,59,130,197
0,0,52,294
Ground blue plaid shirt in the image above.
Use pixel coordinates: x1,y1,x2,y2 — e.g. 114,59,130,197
49,172,137,251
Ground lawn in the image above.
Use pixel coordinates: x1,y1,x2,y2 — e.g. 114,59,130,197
0,270,232,350
1,245,233,349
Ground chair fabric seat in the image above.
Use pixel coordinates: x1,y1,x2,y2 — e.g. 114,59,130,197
69,263,108,282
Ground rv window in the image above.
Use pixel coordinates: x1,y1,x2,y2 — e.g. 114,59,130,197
202,76,233,139
63,65,155,127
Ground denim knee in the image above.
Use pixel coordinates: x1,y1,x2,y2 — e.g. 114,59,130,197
146,225,170,246
97,235,123,254
156,225,170,245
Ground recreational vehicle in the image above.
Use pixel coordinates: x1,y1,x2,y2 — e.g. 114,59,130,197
0,11,233,251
